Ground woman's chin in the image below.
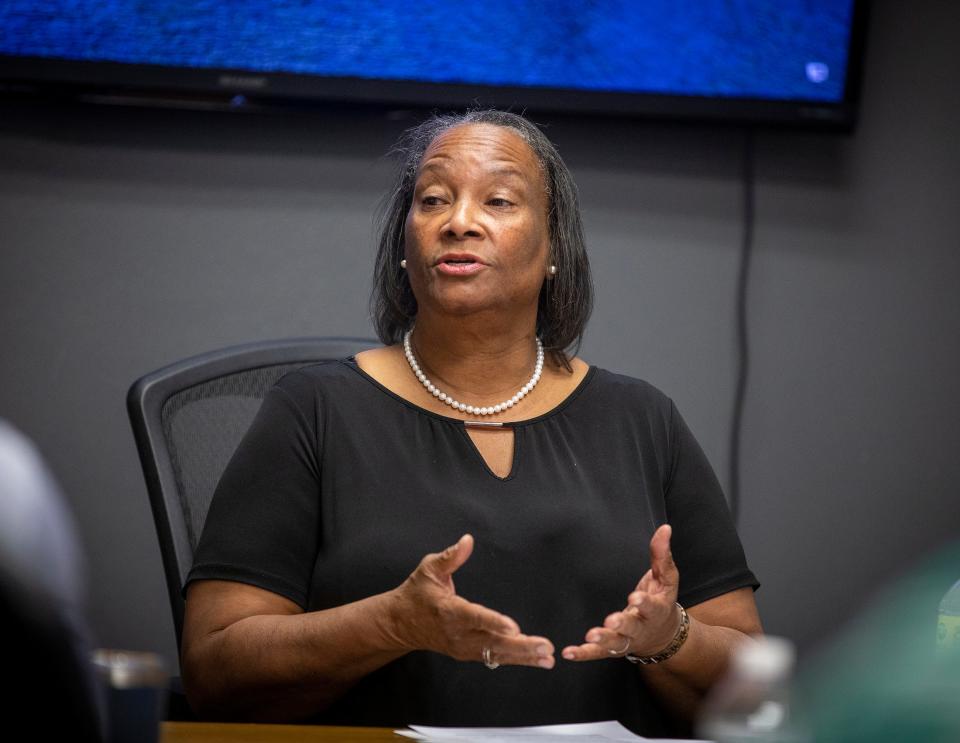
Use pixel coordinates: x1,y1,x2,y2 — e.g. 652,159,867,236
421,285,500,317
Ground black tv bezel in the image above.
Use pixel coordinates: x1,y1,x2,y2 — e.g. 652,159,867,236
0,0,869,130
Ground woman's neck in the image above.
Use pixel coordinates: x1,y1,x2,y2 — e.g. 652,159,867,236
408,311,540,403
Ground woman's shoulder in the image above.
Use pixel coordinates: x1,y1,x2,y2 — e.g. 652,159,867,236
587,365,675,412
563,364,678,447
272,358,369,402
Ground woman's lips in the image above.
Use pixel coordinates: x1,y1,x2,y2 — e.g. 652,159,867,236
435,259,485,276
433,251,486,276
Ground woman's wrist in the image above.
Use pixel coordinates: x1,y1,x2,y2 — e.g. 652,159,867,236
374,587,418,654
626,603,689,665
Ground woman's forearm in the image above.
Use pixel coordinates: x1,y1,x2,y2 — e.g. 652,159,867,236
641,617,755,719
182,536,560,722
182,589,408,722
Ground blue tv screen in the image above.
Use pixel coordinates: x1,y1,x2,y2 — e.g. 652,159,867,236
0,0,867,128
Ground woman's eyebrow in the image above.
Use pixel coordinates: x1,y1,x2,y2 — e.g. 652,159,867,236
487,166,527,181
416,160,530,187
418,160,449,175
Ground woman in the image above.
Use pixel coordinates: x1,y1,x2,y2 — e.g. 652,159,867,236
181,110,761,736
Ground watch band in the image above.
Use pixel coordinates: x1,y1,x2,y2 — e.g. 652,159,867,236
626,602,689,665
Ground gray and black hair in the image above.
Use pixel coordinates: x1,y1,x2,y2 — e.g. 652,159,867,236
370,109,593,368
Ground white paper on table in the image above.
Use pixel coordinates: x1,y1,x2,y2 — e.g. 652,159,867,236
394,720,714,743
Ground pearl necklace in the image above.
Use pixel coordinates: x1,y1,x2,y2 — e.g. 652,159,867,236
403,329,544,416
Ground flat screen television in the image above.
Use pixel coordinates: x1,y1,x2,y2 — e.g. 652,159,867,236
0,1,869,130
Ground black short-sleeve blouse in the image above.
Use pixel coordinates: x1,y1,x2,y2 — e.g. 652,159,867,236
186,360,759,735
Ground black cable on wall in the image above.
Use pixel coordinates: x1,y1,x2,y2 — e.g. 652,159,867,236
729,128,755,523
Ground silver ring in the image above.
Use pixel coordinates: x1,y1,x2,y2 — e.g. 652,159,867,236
482,646,500,670
608,636,631,657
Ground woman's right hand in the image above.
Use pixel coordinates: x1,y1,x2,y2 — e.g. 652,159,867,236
387,534,555,669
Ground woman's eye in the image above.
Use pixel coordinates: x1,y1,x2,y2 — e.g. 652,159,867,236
488,197,513,207
421,195,445,206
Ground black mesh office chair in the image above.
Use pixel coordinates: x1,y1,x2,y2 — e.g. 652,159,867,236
127,337,380,657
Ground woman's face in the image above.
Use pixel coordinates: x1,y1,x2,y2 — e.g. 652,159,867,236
403,123,551,323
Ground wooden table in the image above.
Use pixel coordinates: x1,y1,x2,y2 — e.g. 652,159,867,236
162,722,403,742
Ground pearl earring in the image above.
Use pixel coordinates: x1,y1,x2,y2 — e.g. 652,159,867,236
401,259,407,269
548,265,557,276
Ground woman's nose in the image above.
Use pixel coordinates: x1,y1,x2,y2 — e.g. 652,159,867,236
444,199,482,239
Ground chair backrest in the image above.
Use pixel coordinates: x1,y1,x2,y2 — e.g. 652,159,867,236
127,337,380,651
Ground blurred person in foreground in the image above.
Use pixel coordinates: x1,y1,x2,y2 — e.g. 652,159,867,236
0,420,102,740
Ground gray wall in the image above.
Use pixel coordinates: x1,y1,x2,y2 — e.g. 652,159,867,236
1,0,958,674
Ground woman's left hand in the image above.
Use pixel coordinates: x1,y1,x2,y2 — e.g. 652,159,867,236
562,524,682,662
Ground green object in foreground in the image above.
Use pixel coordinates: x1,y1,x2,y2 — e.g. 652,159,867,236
794,542,960,743
937,578,960,651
